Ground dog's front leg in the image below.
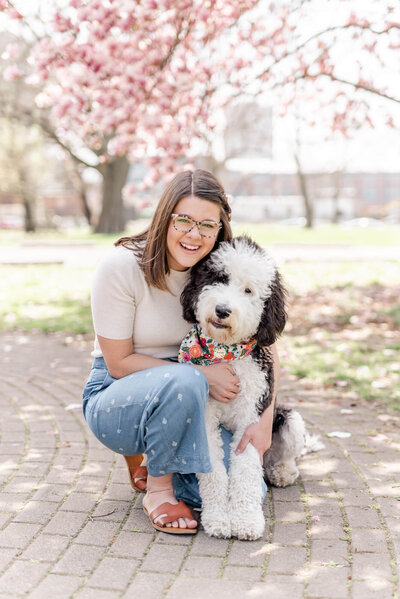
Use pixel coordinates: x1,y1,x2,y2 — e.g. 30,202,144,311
228,428,265,540
197,403,231,538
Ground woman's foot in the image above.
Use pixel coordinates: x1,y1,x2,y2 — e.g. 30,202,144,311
124,454,148,492
143,474,197,530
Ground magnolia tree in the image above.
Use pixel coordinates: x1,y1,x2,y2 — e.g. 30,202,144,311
1,0,398,232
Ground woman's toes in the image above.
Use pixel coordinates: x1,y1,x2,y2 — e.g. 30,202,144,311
177,518,186,528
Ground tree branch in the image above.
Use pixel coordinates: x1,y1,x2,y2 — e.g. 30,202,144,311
254,22,400,83
38,119,98,168
314,72,400,104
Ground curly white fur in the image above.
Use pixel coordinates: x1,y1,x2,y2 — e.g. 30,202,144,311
198,358,266,540
180,237,323,541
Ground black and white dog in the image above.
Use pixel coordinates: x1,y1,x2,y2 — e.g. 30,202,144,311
179,236,322,540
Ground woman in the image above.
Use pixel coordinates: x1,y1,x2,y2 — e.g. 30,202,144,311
82,169,278,535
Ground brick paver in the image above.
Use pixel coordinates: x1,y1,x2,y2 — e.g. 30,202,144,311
1,331,399,598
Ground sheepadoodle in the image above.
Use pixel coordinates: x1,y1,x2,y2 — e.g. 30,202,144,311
178,236,322,540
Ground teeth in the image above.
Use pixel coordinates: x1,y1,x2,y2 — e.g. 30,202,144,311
181,243,200,250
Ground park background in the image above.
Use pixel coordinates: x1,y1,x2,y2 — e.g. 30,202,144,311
0,1,400,597
1,0,399,414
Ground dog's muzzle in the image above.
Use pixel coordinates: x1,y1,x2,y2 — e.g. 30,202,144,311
215,304,232,320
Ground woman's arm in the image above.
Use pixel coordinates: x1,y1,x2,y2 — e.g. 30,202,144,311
98,336,167,379
235,343,280,463
98,336,241,404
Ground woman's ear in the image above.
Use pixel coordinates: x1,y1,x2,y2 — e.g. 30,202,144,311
256,271,287,347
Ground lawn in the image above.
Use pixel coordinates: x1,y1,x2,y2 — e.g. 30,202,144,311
1,222,400,246
2,258,399,412
282,262,400,412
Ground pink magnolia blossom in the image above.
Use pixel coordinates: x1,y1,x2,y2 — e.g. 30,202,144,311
3,65,22,80
0,0,397,191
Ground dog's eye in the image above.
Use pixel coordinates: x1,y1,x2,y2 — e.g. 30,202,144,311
244,287,252,294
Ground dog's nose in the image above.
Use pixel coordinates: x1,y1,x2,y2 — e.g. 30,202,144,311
215,304,232,320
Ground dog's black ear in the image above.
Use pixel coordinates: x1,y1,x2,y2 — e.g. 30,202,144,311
180,253,212,322
256,270,287,346
180,271,200,322
180,250,229,323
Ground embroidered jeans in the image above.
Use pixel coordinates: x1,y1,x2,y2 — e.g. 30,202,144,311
82,357,267,508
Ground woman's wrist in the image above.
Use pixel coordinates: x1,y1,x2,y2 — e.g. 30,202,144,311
259,405,274,433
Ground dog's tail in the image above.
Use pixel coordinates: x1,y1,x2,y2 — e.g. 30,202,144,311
272,406,325,455
302,432,325,455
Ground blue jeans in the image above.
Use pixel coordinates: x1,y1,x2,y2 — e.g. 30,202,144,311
82,357,267,507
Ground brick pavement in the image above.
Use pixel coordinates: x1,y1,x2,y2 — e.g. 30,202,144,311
0,331,399,598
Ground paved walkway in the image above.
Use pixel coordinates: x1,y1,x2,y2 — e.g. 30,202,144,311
0,331,399,598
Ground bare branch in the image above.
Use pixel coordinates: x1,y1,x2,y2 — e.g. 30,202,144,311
38,119,98,169
314,72,400,104
254,22,400,82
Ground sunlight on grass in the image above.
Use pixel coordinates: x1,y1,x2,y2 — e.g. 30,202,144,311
283,335,400,411
1,265,93,334
281,261,400,294
1,222,400,247
2,259,399,411
232,223,400,247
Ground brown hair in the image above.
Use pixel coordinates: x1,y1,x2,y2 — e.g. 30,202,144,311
115,169,232,290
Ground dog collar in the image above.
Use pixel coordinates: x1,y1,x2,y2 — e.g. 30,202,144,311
178,324,257,366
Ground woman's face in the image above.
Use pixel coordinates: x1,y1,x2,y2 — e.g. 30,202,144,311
166,196,221,271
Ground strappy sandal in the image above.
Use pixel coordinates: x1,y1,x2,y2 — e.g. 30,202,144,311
123,455,148,492
143,500,198,535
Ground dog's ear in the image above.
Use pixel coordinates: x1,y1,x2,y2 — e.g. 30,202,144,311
180,254,211,322
256,270,287,346
180,252,228,323
180,271,200,322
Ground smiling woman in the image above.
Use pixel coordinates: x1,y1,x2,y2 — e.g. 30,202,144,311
82,169,245,535
166,199,221,271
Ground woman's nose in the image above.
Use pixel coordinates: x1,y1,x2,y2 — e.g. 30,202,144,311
186,224,202,239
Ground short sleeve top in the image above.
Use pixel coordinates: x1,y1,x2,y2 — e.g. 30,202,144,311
90,245,192,358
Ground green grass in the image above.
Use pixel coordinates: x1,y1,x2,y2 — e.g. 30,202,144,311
2,258,399,412
284,335,400,411
0,265,93,334
233,223,400,246
281,261,400,292
0,222,148,246
1,223,400,246
279,262,400,412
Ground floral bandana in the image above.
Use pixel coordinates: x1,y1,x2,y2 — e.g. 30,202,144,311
178,324,257,366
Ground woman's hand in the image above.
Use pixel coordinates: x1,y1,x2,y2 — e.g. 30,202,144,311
196,363,240,403
235,420,272,464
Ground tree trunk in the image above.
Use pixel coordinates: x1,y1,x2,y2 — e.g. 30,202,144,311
18,166,36,232
294,153,313,228
80,188,92,226
64,157,92,226
331,170,342,224
22,194,36,232
95,156,130,233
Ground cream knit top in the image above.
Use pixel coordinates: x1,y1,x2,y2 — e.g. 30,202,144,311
90,245,192,359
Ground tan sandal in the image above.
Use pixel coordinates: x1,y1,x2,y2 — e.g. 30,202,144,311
143,500,198,535
123,455,148,492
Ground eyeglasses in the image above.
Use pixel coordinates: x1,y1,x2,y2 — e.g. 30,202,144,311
170,214,222,238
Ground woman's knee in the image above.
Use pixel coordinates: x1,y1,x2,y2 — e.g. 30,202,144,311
167,364,209,407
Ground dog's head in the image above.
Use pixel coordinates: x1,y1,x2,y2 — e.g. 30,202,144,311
181,236,287,346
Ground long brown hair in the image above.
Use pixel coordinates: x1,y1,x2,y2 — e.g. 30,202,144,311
115,169,232,290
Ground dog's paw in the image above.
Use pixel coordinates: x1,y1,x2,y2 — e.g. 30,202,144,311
201,511,231,539
230,510,265,541
266,463,299,487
